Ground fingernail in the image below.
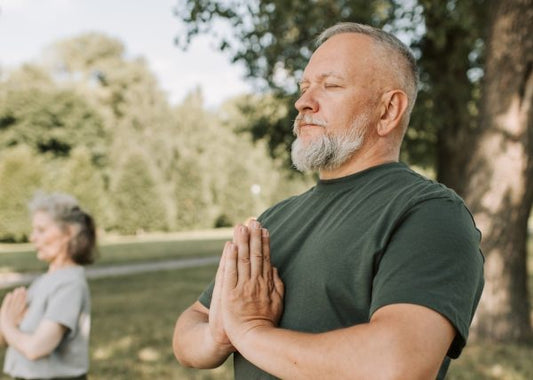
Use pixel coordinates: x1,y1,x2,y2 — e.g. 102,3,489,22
262,228,269,237
251,220,261,229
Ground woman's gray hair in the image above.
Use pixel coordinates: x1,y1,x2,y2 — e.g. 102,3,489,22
316,22,419,117
29,191,97,265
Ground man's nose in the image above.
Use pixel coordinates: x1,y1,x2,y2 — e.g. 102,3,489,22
295,88,319,113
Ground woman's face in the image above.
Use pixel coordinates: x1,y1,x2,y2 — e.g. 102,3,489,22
30,211,70,264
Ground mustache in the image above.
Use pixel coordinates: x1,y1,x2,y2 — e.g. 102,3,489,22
293,115,327,135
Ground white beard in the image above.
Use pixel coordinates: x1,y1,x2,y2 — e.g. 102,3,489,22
291,112,370,172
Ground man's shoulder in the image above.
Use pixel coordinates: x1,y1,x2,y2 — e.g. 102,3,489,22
389,164,463,204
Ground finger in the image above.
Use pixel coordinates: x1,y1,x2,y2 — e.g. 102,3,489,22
235,224,251,281
1,292,10,308
1,293,13,313
261,228,272,281
273,267,284,297
249,220,263,278
213,242,230,300
13,287,25,301
222,242,238,291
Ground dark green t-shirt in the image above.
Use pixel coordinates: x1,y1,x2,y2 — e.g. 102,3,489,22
199,162,484,379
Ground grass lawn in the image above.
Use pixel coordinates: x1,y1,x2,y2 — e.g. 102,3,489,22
0,231,232,274
0,234,532,379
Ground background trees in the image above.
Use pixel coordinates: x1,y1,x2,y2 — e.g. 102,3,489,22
0,33,311,241
173,0,532,343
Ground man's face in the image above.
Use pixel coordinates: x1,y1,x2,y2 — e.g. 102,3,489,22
291,33,381,173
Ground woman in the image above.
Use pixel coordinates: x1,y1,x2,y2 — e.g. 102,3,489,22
0,192,97,380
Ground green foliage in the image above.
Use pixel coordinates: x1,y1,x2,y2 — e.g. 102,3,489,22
175,0,391,92
174,0,489,179
50,32,126,74
401,0,488,186
0,147,45,242
109,150,169,234
0,87,108,162
175,0,396,161
0,32,312,238
168,90,312,228
46,147,111,228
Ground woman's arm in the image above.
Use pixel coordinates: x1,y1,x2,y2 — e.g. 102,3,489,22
1,287,67,360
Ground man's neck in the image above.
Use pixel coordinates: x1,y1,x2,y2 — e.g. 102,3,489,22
318,145,399,180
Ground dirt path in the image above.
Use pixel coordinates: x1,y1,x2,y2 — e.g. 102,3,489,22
0,256,219,290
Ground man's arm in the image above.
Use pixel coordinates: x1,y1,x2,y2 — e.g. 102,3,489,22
173,241,238,368
172,301,234,368
221,221,455,379
1,288,67,360
227,303,454,380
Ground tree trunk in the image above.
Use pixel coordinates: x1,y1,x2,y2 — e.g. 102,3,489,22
464,0,533,342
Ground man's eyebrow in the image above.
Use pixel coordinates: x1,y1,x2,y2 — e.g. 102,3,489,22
318,72,345,80
298,72,345,86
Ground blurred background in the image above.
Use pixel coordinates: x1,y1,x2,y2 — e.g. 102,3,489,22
0,0,531,378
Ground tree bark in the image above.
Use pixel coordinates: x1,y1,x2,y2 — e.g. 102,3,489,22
464,0,533,342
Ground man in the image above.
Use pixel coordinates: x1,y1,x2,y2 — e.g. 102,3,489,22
173,22,484,379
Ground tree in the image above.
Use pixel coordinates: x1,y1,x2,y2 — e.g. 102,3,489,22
169,89,311,229
109,149,169,235
0,147,44,242
48,147,111,229
463,0,533,342
0,86,108,163
174,1,495,185
405,0,489,193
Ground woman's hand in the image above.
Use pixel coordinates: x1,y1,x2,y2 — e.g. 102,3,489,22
0,287,27,329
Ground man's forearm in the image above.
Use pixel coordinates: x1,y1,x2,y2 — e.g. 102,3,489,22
173,305,233,369
230,304,453,380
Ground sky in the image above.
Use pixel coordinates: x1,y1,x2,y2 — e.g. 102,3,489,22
0,0,252,107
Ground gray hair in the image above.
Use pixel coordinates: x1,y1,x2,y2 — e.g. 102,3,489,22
316,22,419,118
29,191,97,265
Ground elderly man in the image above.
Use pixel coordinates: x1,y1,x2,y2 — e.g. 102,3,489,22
173,22,484,379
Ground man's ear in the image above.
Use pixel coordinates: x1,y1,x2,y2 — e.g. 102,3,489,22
377,90,409,136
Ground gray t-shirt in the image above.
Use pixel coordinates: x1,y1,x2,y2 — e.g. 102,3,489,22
3,266,91,379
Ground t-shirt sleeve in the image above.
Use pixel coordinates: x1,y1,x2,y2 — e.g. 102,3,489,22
369,198,484,358
198,279,215,309
44,282,84,333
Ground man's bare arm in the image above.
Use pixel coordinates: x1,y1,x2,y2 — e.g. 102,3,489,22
227,303,454,380
172,301,234,368
173,241,238,368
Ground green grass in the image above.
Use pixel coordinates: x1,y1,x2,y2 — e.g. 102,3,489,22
0,233,231,274
447,342,533,379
